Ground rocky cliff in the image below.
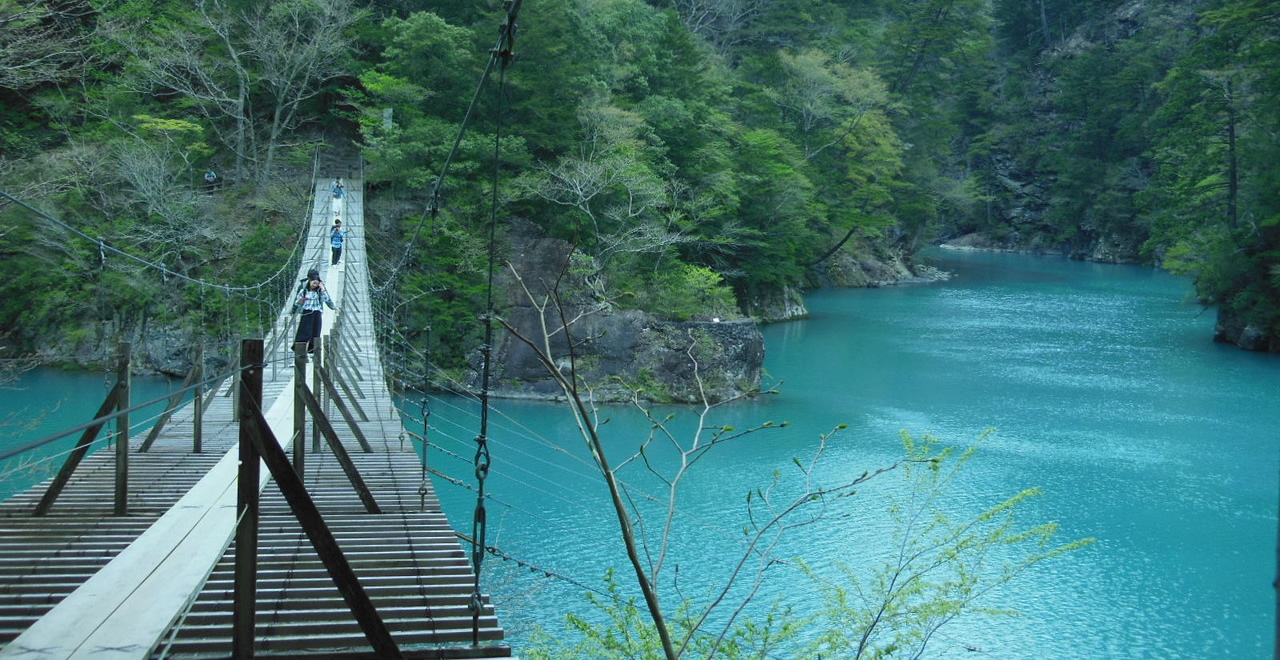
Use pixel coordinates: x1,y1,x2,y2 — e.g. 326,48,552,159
749,239,951,323
1214,307,1280,353
467,220,765,403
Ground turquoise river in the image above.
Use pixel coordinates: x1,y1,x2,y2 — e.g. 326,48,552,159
1,249,1277,658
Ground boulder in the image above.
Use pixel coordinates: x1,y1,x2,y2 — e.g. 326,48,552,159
1213,307,1280,353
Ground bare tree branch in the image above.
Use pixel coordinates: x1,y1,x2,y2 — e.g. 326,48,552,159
497,259,928,660
671,0,764,54
105,0,363,180
0,0,95,89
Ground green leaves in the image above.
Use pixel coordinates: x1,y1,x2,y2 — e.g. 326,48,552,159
803,431,1093,660
1138,0,1280,334
377,12,477,120
525,569,802,660
625,263,738,322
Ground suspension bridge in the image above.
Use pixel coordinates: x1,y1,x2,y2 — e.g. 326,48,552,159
0,175,515,659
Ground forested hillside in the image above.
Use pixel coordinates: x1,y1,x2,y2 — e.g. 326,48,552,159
976,0,1280,351
1,0,1277,372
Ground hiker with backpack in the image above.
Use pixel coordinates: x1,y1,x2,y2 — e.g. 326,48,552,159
292,270,338,353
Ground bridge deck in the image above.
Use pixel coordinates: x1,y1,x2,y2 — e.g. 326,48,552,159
0,180,512,659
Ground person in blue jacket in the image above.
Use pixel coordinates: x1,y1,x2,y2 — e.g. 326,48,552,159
330,219,348,265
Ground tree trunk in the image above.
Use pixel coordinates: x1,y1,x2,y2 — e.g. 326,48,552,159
1038,0,1052,48
1226,90,1238,230
236,86,247,180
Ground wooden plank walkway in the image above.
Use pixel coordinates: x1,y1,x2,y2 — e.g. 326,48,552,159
0,180,513,659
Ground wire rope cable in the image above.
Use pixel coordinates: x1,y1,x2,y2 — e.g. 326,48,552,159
0,189,312,295
468,24,512,651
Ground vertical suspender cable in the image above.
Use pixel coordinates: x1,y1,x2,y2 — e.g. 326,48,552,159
470,0,522,645
420,212,435,510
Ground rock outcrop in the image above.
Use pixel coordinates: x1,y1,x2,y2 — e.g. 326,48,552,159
1214,307,1280,353
748,286,808,323
50,315,210,378
749,240,952,323
819,241,952,286
466,220,765,403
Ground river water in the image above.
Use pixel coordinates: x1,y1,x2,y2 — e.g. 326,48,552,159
0,368,185,499
422,249,1280,658
2,250,1277,658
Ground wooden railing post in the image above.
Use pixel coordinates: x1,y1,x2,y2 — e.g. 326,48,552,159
140,346,202,453
233,338,264,658
312,337,323,454
231,338,241,421
271,321,282,383
193,344,204,453
324,330,335,419
293,342,308,475
239,359,403,658
295,383,380,513
313,364,372,453
33,383,121,516
113,341,131,516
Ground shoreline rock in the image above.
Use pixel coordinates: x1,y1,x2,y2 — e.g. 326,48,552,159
1214,307,1280,353
464,220,765,404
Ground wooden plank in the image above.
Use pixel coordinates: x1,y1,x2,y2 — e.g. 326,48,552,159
298,384,380,513
0,450,240,658
32,383,121,516
0,360,297,659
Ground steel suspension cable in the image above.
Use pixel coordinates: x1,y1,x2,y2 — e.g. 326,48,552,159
0,189,311,295
468,0,524,646
372,3,522,292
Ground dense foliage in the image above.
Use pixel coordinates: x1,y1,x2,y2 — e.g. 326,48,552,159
978,0,1280,348
1,0,1277,368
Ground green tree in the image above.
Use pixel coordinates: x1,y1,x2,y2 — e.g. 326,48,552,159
1143,0,1280,346
764,50,905,262
879,0,992,100
626,261,739,322
1144,12,1254,288
110,0,365,179
377,11,479,121
768,49,891,162
1031,33,1174,256
505,0,613,157
515,103,672,266
728,128,819,301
